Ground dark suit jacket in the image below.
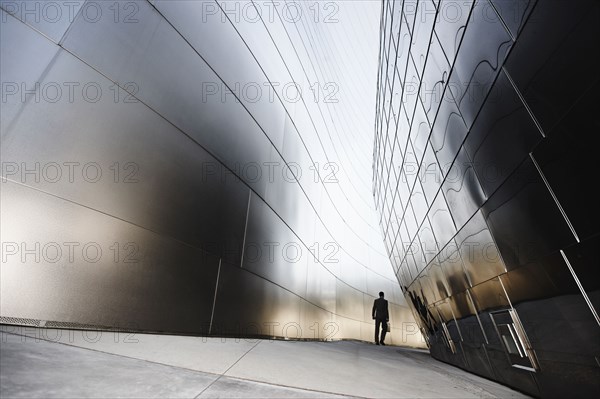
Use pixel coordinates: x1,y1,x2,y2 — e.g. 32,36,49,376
372,297,389,320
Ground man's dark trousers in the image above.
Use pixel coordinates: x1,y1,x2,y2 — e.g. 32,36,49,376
375,318,387,344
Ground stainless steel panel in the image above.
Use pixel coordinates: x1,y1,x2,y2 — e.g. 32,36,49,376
455,210,506,286
1,48,250,267
0,0,84,42
242,194,308,298
0,9,59,134
305,261,337,314
442,146,486,229
395,13,412,79
335,280,364,322
468,277,510,312
61,0,273,197
417,216,439,267
299,299,334,340
411,0,437,76
410,179,428,226
211,262,301,337
376,0,599,393
439,239,470,295
410,101,431,169
155,0,287,152
419,142,443,206
488,0,536,39
0,180,220,333
481,158,576,270
2,0,419,345
403,202,420,243
500,250,578,304
562,235,600,311
428,191,457,249
429,96,468,172
434,0,474,65
332,315,361,342
416,273,437,308
401,58,420,124
448,0,512,129
504,0,599,134
427,257,451,301
531,82,599,241
421,32,451,122
464,69,543,197
338,256,368,294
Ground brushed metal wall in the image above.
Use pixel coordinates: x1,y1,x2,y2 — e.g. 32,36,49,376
0,0,423,347
374,0,599,396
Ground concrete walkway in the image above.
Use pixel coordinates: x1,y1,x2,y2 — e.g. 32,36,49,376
0,325,529,398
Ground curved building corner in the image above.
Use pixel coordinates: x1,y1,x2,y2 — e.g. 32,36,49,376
0,1,424,348
374,0,599,397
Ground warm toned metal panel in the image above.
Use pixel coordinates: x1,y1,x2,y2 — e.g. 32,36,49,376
0,181,220,333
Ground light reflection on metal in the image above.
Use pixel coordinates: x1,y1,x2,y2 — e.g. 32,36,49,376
0,1,423,346
375,0,599,395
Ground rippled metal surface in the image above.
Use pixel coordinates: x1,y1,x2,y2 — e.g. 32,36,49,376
375,0,599,396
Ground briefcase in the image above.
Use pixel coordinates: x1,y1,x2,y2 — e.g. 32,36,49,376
386,322,391,332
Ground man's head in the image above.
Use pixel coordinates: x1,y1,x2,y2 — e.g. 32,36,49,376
379,291,384,298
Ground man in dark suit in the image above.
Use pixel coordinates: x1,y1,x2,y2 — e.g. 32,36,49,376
372,291,389,345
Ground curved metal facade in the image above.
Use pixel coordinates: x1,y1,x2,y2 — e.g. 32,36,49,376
0,0,424,347
374,0,599,396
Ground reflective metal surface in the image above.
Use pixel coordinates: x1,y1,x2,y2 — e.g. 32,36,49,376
0,0,422,347
375,0,600,396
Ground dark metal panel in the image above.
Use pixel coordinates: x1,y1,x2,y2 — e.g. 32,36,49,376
562,235,600,312
484,345,540,396
531,81,600,242
469,277,510,313
464,69,543,197
501,250,579,305
481,158,577,270
504,0,599,134
461,343,495,380
488,0,536,39
448,0,513,129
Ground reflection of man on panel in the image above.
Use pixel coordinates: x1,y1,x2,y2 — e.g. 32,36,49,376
372,291,389,345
